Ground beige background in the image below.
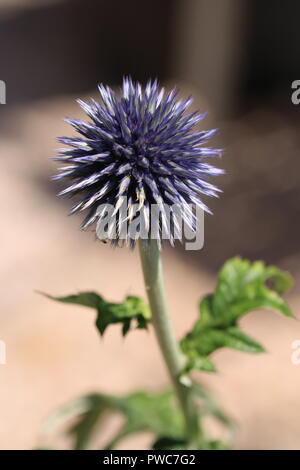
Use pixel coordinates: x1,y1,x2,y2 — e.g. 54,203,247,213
0,96,299,450
1,0,300,451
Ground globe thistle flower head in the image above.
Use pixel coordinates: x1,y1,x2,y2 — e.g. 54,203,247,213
54,77,223,247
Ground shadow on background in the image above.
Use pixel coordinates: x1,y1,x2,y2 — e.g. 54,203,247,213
0,0,174,104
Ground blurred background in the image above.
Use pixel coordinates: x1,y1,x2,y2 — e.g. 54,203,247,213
0,0,300,450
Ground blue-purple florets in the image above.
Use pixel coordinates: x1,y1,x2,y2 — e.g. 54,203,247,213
54,77,223,246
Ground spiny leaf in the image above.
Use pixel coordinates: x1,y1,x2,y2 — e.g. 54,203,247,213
181,257,294,372
42,292,151,336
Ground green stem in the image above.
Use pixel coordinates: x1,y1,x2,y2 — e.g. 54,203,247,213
139,239,199,447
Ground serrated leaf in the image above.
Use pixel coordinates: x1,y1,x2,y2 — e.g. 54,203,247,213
95,295,151,336
212,257,294,324
42,292,151,336
181,257,294,371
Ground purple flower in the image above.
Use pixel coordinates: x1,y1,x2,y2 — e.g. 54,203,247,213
54,77,223,246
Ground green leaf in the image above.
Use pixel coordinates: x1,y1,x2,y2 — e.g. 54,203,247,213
95,296,151,336
182,326,264,360
42,388,232,450
181,257,294,371
42,292,151,336
42,292,102,309
211,258,294,324
42,390,185,450
41,394,106,450
68,395,106,450
112,391,184,442
180,349,216,373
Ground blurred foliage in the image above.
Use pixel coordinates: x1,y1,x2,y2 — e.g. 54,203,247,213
42,388,232,450
42,257,293,449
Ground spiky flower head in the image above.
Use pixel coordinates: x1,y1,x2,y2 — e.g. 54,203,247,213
54,77,223,247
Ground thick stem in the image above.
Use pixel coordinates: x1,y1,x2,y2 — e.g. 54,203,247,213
139,239,199,446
